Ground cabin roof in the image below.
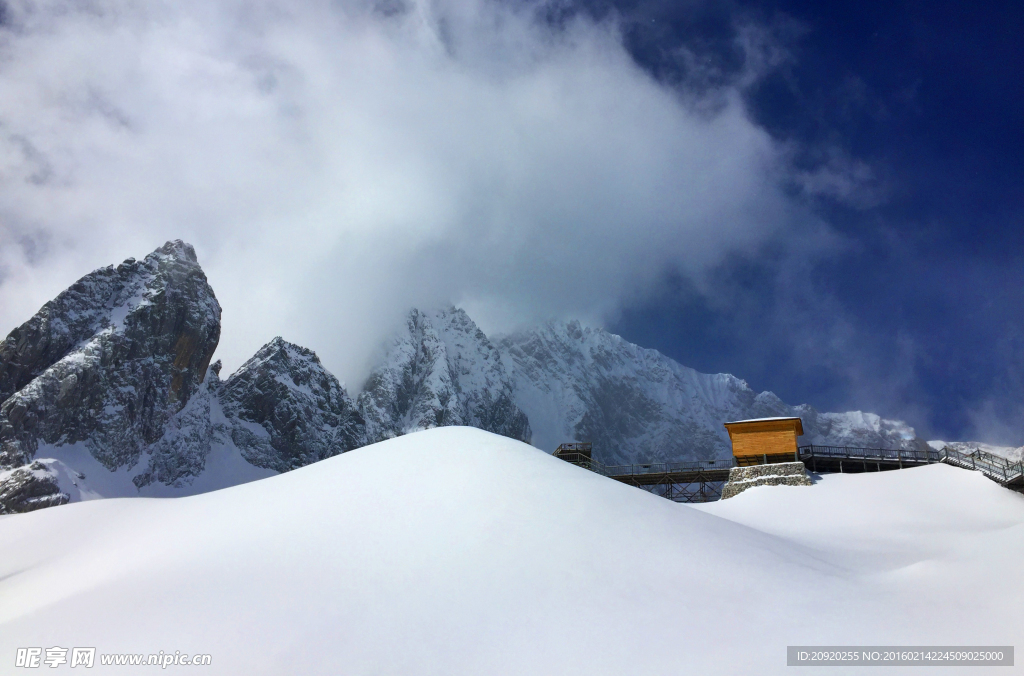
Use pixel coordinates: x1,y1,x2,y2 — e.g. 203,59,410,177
723,417,804,436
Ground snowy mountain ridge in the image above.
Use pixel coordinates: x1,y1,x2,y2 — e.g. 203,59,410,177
0,241,939,513
497,319,923,465
0,241,224,510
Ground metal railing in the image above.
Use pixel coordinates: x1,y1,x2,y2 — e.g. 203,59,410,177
941,447,1023,485
555,453,734,477
799,444,1023,487
799,445,942,464
602,459,735,478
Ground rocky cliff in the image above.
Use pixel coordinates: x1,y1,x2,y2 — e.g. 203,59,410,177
357,307,531,445
221,338,365,472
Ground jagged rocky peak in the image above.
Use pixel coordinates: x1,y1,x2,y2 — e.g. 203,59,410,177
0,240,214,403
220,337,365,472
0,240,221,511
357,307,531,445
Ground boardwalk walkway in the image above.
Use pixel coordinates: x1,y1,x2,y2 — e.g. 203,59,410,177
554,448,732,501
799,444,1024,491
555,443,1024,503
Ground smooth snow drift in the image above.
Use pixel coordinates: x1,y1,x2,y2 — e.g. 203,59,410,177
1,427,1021,675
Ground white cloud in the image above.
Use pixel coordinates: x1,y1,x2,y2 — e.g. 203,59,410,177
0,0,816,386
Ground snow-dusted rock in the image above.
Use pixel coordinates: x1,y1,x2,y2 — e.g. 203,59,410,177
221,338,365,472
498,320,927,464
0,460,70,513
357,308,531,444
0,241,221,512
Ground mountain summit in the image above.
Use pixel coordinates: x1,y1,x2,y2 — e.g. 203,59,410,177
358,307,531,445
220,337,365,472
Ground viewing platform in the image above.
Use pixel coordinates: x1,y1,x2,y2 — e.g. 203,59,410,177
553,440,1024,503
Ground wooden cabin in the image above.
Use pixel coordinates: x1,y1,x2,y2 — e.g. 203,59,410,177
723,417,804,466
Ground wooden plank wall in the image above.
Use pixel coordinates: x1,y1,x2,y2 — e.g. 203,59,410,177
731,429,798,458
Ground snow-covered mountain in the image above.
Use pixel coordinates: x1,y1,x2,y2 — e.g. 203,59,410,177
0,247,531,514
1,240,944,514
0,244,358,513
498,320,926,465
357,307,530,445
0,241,224,512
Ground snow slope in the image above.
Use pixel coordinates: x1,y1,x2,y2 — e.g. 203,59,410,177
1,427,1020,675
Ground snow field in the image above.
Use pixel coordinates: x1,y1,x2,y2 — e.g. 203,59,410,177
1,427,1021,675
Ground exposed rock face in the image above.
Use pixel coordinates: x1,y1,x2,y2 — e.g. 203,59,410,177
498,321,928,465
357,308,531,445
136,363,220,489
0,241,220,472
221,338,365,472
720,462,812,500
0,461,70,513
1,241,377,515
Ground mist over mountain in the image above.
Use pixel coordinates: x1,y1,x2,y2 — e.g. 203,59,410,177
1,242,930,513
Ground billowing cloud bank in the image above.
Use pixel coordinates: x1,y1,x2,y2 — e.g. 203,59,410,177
0,0,814,384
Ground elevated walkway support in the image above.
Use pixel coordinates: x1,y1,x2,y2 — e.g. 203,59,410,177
553,445,732,502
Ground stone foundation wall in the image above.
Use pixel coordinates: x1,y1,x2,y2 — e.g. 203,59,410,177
720,461,811,499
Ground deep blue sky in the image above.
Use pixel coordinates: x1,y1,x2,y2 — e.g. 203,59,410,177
600,0,1024,442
